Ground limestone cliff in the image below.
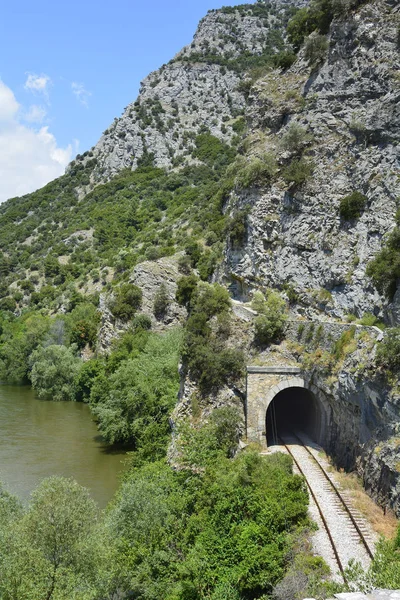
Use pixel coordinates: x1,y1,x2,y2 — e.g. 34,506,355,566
83,0,306,183
222,0,399,320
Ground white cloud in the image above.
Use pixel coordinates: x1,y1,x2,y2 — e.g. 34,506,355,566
71,81,91,107
0,81,19,122
0,80,73,203
23,104,47,123
24,73,51,103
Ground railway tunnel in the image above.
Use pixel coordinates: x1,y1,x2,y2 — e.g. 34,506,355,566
266,387,324,447
246,367,329,449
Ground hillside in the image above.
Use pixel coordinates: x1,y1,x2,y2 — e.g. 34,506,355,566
0,0,400,596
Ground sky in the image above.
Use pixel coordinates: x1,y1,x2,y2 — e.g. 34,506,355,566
0,0,251,203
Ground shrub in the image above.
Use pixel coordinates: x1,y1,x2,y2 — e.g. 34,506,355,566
30,344,81,401
132,313,152,331
273,51,297,71
184,238,203,267
110,283,142,321
252,290,287,345
235,154,278,189
332,326,356,360
376,328,400,374
287,8,317,50
282,158,314,187
153,283,169,320
197,251,218,281
339,191,367,220
366,227,400,299
304,33,329,66
176,275,198,307
280,123,311,154
177,254,192,274
0,297,17,312
193,283,231,318
227,208,250,246
185,337,244,394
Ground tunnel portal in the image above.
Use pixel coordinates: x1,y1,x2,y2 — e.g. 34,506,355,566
266,386,321,446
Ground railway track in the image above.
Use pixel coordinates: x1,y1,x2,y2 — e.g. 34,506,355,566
280,431,376,582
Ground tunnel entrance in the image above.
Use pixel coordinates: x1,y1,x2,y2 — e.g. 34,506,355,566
266,387,321,446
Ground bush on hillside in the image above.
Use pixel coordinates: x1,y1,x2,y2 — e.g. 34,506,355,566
280,123,312,154
153,283,170,320
304,33,329,66
252,290,287,345
282,158,314,187
110,283,142,321
339,191,367,220
235,154,278,189
375,328,400,375
366,227,400,299
176,274,198,307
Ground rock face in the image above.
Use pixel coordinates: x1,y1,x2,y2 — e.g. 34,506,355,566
97,255,187,352
222,0,400,319
87,0,307,182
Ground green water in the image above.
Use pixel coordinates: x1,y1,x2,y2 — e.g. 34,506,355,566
0,384,127,507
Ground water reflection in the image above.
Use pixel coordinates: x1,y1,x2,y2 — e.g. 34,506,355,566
0,384,127,507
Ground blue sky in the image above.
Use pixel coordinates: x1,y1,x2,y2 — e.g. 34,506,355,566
0,0,250,202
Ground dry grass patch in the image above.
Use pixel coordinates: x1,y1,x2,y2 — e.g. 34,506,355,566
332,469,398,539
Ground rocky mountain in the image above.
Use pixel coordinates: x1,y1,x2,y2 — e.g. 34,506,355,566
85,0,307,184
222,0,399,320
0,0,400,518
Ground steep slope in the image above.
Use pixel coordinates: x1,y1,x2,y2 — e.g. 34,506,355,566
222,0,399,319
0,0,307,313
86,0,306,185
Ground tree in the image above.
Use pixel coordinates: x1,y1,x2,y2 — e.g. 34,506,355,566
252,290,287,345
30,344,81,401
0,477,104,600
109,283,142,321
91,329,182,450
153,283,170,320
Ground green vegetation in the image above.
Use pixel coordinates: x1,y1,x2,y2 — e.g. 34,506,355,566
91,328,182,454
179,281,245,393
282,158,314,188
30,344,81,401
109,283,142,320
0,132,238,312
287,0,367,51
339,191,367,220
375,327,400,376
226,207,251,246
280,123,312,154
1,454,399,600
153,283,170,319
233,154,278,189
304,33,329,66
0,431,313,599
366,226,400,299
251,290,288,346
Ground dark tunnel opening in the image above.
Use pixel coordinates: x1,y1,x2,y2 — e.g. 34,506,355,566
266,387,321,446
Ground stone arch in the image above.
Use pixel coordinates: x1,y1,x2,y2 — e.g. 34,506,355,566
246,368,330,449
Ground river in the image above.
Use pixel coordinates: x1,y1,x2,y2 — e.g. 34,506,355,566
0,384,127,508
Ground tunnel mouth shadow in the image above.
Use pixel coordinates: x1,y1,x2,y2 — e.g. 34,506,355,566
266,386,322,447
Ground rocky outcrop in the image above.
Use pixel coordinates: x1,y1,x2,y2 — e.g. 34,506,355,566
84,0,307,183
97,254,187,352
222,0,400,320
358,435,400,516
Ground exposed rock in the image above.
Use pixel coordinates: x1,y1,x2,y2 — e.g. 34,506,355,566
222,0,400,320
97,254,187,353
87,0,307,183
129,254,187,332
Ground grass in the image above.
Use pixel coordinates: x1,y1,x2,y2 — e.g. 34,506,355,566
326,464,398,539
